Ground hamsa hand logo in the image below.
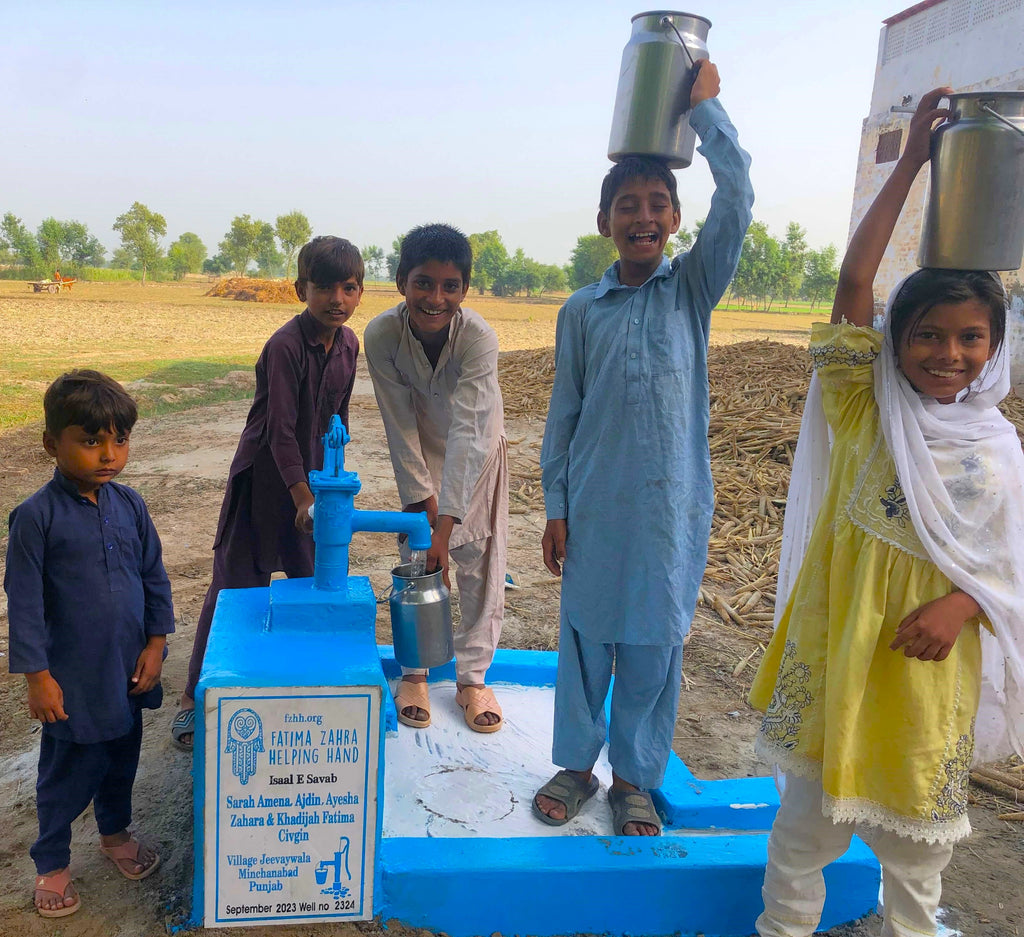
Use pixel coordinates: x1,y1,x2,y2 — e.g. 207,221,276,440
225,708,264,785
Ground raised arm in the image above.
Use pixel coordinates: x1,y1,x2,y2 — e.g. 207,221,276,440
832,87,951,326
681,72,754,322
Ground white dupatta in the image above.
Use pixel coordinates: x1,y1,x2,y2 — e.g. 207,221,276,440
777,287,1024,762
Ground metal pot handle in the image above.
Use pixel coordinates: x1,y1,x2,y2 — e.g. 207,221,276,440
659,15,705,114
979,101,1024,139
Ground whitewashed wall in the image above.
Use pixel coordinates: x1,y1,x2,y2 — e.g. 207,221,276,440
849,0,1024,302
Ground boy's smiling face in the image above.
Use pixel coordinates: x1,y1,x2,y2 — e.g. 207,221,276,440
598,176,681,284
398,260,468,334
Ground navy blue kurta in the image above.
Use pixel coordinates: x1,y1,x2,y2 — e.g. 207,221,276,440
6,471,175,744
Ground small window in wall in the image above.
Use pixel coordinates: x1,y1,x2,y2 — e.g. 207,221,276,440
876,129,903,164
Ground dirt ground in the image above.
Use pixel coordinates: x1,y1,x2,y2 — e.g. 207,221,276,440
0,360,1022,937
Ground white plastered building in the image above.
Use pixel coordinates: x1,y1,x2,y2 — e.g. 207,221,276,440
848,0,1024,301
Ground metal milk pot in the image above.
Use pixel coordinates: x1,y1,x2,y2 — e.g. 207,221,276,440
387,564,453,669
918,91,1024,271
608,10,711,170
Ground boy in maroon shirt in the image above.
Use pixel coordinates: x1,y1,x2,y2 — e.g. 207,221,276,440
171,236,363,748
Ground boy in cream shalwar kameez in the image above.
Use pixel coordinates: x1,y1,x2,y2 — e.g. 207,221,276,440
363,224,508,733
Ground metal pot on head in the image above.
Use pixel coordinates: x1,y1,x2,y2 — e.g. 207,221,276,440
608,11,712,170
919,91,1024,271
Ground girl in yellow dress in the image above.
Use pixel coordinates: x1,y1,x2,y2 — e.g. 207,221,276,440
750,87,1024,937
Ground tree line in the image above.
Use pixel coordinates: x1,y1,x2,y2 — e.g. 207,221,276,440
1,204,839,307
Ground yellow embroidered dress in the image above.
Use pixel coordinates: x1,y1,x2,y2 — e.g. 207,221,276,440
749,322,982,844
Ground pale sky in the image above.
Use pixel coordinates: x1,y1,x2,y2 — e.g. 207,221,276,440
1,0,904,267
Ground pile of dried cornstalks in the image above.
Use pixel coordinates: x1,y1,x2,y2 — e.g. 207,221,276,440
497,342,809,630
497,341,1024,639
970,761,1024,820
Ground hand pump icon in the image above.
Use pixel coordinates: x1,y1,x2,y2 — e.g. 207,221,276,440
315,836,351,899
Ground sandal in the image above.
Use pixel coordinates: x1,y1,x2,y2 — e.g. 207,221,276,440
533,770,599,826
394,679,430,729
100,833,161,881
455,685,503,733
608,787,662,836
171,708,195,751
34,867,79,918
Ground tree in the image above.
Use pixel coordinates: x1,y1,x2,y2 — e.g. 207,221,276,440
254,221,283,276
360,244,386,281
538,264,567,295
36,218,65,269
113,202,166,285
1,212,42,271
168,232,208,279
732,221,786,310
499,247,540,296
40,218,92,267
219,214,262,276
386,235,405,280
276,211,311,279
780,222,808,307
203,253,233,276
568,234,618,290
803,245,840,308
468,230,509,295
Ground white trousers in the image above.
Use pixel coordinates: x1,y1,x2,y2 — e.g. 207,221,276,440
400,532,506,686
756,774,955,937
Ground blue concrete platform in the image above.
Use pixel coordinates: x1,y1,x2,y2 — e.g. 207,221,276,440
375,647,879,937
192,589,879,935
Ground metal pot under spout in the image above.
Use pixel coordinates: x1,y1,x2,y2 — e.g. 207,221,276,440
388,564,454,669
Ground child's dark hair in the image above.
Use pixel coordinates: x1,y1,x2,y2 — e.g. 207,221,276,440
296,236,364,288
890,269,1007,353
599,156,681,217
396,223,472,289
44,369,138,437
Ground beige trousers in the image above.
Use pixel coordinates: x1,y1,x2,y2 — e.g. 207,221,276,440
400,531,506,686
756,774,955,937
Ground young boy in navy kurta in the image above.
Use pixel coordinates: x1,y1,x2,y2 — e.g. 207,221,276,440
535,61,753,836
173,236,363,748
6,370,174,917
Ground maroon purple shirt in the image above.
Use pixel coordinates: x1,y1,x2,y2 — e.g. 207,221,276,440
214,309,359,572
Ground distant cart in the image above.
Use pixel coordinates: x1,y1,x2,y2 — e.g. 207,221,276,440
29,277,76,293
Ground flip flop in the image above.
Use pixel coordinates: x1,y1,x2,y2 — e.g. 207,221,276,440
170,708,195,751
100,833,161,881
533,770,600,826
455,685,503,733
608,787,663,836
394,679,430,729
34,867,80,918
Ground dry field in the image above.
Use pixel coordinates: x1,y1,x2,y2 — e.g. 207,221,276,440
0,282,1020,937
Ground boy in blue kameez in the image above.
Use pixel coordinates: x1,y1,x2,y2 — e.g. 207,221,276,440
6,370,174,915
534,61,753,836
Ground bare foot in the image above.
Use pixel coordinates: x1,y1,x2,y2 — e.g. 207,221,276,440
34,867,79,916
399,675,429,724
456,682,500,727
534,768,593,822
611,775,661,836
100,830,159,877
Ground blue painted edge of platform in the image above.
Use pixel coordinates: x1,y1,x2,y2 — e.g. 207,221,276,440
378,833,879,937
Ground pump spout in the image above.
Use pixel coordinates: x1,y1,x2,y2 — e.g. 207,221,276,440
351,509,432,551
